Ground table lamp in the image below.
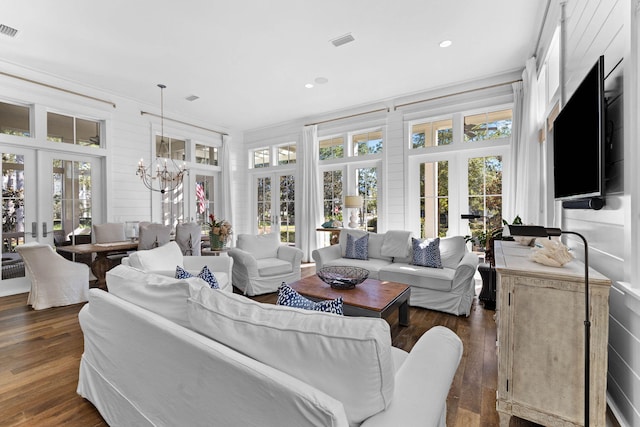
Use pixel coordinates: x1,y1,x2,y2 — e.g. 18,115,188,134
505,224,591,427
344,196,363,228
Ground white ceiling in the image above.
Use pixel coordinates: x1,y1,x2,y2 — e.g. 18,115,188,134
0,0,545,132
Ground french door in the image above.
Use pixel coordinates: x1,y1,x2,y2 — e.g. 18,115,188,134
254,172,295,245
1,146,102,295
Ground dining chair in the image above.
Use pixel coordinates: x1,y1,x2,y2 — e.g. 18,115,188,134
93,222,128,265
138,223,172,250
175,222,202,256
16,243,90,310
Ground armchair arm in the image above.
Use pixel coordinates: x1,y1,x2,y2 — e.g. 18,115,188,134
227,248,259,278
312,245,342,270
361,326,463,427
277,245,303,269
450,251,479,293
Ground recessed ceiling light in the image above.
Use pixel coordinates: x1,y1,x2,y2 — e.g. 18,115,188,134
439,40,452,48
314,77,329,85
305,83,314,89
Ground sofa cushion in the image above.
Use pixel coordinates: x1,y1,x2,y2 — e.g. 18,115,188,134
380,230,412,258
379,263,456,291
368,232,393,261
237,233,280,260
107,264,208,328
346,233,369,260
276,283,343,315
127,241,184,271
257,258,293,276
176,265,219,289
412,237,442,268
439,236,466,269
188,287,395,425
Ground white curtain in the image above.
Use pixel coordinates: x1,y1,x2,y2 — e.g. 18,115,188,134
299,125,323,262
507,57,542,225
221,134,234,241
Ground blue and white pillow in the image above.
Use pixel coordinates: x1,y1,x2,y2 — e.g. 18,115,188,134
412,237,443,268
345,233,369,260
276,283,343,315
175,265,219,289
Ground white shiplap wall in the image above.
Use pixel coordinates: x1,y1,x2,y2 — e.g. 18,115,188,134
544,1,639,426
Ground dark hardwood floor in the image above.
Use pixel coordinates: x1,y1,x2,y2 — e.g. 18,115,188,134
0,265,545,427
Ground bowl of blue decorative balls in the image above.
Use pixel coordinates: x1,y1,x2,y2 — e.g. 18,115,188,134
316,266,369,290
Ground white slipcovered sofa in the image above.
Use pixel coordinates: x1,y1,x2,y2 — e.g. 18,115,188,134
313,230,478,316
121,241,233,292
77,265,463,427
228,233,303,295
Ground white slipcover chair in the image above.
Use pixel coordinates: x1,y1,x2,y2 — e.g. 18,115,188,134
228,233,303,296
138,223,171,250
93,222,128,265
16,243,89,310
175,222,202,256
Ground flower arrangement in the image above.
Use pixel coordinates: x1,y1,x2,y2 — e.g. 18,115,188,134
208,214,232,247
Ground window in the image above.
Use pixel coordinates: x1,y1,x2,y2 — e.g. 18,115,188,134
195,144,218,166
468,155,503,240
256,177,272,234
195,175,214,226
319,136,344,160
53,159,92,238
156,135,185,161
353,130,383,156
47,112,101,147
278,143,296,165
323,170,343,221
357,167,378,232
253,148,270,168
464,109,512,142
420,161,448,238
0,101,30,137
411,119,453,148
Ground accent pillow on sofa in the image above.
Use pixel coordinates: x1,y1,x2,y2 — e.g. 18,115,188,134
276,283,343,315
107,264,208,328
127,241,184,271
188,287,395,425
345,233,369,260
412,237,443,268
438,235,467,269
176,265,219,289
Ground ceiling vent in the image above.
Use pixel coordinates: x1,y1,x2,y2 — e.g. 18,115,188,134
0,24,18,38
185,95,200,102
331,33,355,47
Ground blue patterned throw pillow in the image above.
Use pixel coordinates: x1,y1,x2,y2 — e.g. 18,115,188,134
412,237,443,268
276,283,343,315
345,233,369,260
175,265,220,289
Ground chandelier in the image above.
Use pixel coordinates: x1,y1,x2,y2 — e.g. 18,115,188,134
136,84,188,194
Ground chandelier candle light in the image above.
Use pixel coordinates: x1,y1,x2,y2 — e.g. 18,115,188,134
136,84,188,194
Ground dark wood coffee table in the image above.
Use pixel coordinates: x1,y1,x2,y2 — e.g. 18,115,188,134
289,275,411,326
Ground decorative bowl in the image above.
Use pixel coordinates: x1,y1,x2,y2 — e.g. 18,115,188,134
317,266,369,290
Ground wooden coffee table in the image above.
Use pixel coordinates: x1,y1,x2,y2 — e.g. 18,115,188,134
289,275,411,326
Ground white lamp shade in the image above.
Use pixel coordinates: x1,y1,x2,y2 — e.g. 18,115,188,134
344,195,363,208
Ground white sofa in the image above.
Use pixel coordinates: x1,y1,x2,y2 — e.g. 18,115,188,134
121,241,233,292
313,230,479,316
228,233,303,296
77,266,463,427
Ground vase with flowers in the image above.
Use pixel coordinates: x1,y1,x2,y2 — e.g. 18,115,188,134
207,214,232,249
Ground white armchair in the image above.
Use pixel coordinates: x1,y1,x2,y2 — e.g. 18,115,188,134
228,233,303,296
121,241,233,292
16,243,90,310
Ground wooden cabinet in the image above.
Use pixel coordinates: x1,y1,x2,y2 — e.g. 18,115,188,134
493,241,611,427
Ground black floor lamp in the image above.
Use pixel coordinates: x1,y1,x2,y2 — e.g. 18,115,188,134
506,225,591,427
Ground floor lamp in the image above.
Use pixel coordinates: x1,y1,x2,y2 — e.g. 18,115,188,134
344,196,363,228
506,225,591,427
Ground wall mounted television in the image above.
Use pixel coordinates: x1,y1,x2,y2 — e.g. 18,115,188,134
553,55,606,207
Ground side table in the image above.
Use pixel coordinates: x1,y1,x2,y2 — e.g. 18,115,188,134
478,263,496,310
202,248,230,256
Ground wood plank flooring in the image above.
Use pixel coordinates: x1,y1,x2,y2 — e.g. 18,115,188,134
0,265,545,426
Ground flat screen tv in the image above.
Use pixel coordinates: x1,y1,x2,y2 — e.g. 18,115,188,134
553,55,606,201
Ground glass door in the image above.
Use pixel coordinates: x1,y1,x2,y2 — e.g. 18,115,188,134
254,173,296,245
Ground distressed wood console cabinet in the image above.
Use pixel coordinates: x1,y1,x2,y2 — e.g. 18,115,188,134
493,241,611,427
